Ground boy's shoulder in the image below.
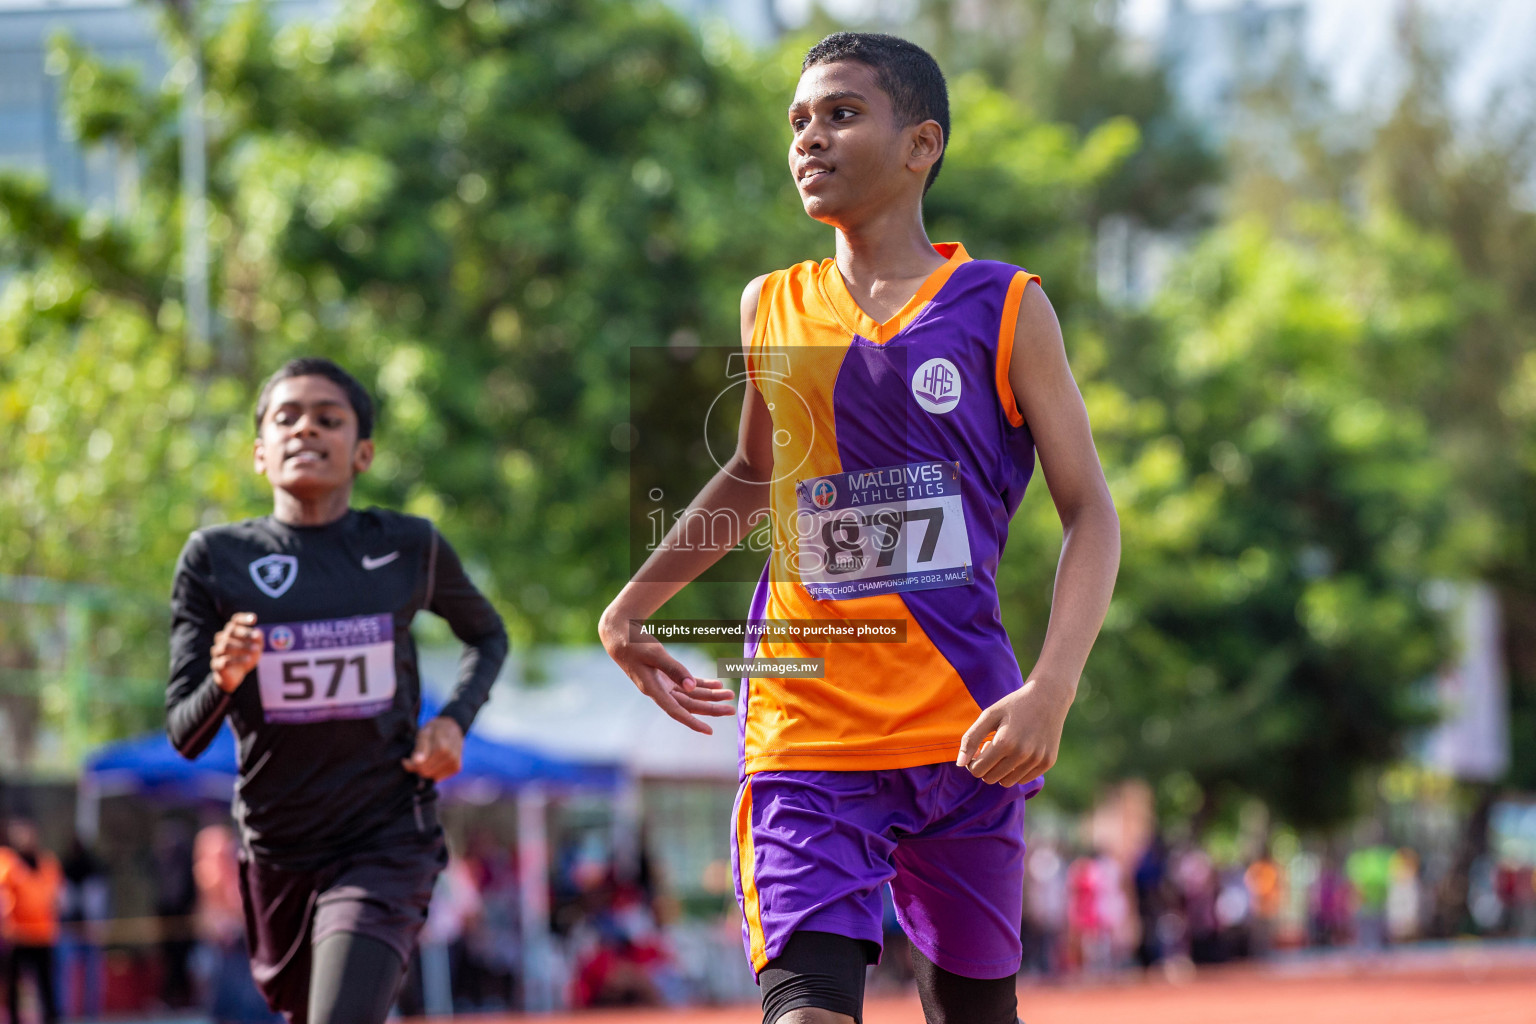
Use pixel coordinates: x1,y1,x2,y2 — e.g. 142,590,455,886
352,506,437,545
961,255,1034,277
762,255,834,289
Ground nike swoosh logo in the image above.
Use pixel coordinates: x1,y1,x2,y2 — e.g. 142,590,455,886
362,552,401,570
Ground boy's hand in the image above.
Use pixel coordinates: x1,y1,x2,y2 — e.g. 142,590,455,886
211,612,263,693
599,606,736,734
956,675,1076,786
403,717,465,781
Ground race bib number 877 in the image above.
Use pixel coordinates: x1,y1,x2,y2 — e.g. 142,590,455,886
794,460,973,600
256,614,396,723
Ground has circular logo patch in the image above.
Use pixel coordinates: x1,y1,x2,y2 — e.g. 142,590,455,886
269,625,296,652
911,357,962,414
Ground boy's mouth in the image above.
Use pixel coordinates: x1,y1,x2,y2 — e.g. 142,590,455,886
798,161,833,187
285,448,328,465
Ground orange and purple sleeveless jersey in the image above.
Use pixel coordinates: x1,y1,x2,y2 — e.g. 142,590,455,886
740,242,1041,775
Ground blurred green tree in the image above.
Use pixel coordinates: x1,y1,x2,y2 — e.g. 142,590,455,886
1033,208,1481,826
1211,6,1536,809
1222,7,1536,927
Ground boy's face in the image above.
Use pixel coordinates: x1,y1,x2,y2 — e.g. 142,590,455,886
787,61,936,227
254,375,373,498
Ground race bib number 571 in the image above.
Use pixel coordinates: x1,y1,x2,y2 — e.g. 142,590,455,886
256,614,397,723
793,460,973,600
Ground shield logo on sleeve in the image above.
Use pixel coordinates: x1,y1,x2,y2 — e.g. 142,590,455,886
249,554,299,598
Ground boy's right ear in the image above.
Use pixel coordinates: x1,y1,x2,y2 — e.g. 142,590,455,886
907,119,944,176
253,436,267,476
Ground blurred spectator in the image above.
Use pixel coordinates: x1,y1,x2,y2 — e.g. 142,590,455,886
0,819,62,1024
1345,845,1393,949
1174,846,1220,964
57,836,108,1019
1023,841,1068,976
548,827,690,1011
1490,859,1532,936
1132,835,1169,969
152,820,197,1009
1097,853,1132,967
1506,865,1536,937
192,825,275,1024
1385,848,1423,944
459,832,520,1009
1244,849,1284,958
569,890,681,1008
1309,854,1351,947
1067,853,1125,974
1213,863,1252,960
399,854,482,1016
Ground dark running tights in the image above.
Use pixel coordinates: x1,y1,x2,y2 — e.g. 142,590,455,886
760,931,1019,1024
307,932,405,1024
911,943,1019,1024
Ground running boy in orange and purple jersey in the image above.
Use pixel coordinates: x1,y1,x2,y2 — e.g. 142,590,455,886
600,33,1120,1024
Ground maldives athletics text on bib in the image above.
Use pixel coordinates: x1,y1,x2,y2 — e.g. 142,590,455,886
255,613,397,723
793,460,973,600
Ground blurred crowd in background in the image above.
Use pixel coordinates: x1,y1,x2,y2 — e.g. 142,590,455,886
1014,835,1536,980
3,800,1535,1019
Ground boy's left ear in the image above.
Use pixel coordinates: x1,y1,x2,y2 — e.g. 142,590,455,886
353,438,375,476
907,119,944,175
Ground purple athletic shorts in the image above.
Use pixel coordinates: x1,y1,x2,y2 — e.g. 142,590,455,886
732,763,1042,981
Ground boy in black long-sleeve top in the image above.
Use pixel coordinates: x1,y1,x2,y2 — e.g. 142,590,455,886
168,357,507,1024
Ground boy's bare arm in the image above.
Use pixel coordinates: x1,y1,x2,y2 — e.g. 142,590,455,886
598,275,776,733
958,281,1121,785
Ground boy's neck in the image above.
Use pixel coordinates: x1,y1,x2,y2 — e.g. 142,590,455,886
272,487,353,527
832,206,947,321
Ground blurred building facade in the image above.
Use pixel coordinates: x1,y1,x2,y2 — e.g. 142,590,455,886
0,0,332,212
1098,0,1307,307
0,1,161,211
1161,0,1307,142
667,0,778,43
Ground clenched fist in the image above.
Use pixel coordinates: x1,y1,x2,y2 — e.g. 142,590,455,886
211,612,263,693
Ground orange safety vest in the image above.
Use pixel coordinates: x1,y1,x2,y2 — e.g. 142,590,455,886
0,847,62,945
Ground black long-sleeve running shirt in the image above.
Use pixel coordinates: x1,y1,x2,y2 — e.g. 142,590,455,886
168,508,508,870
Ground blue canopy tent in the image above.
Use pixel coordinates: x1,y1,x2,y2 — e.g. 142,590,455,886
83,725,239,803
78,703,623,834
441,722,623,799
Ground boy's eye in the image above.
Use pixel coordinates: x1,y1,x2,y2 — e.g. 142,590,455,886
791,117,808,131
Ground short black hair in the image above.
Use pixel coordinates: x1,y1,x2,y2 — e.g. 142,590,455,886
802,32,949,194
254,358,375,439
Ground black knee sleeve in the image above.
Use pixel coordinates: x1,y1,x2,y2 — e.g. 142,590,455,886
911,943,1018,1024
760,930,877,1024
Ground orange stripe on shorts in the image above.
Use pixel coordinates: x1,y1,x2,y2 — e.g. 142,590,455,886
736,778,769,971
